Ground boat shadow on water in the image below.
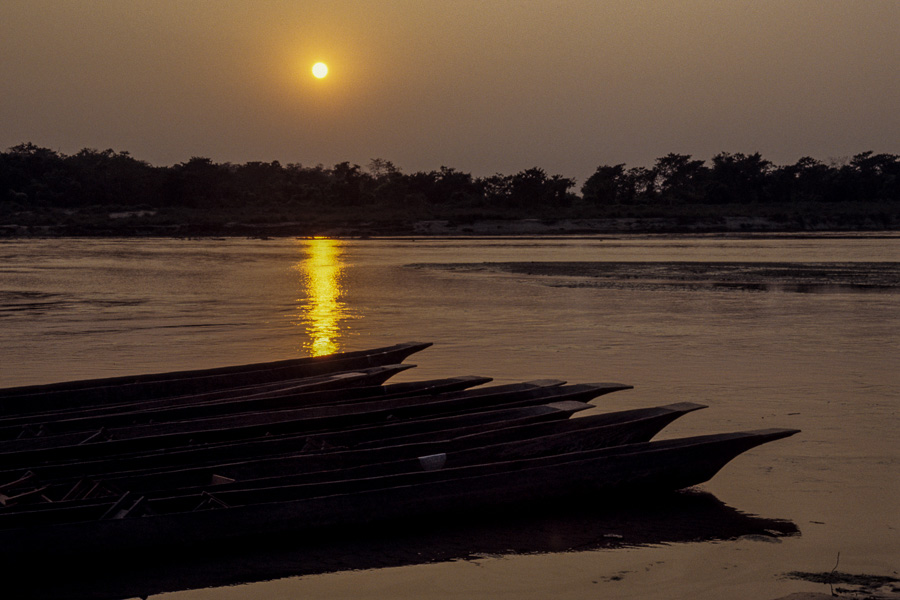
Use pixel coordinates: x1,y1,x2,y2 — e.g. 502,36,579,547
15,490,799,600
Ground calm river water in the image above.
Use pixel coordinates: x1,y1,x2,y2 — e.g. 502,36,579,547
1,234,897,599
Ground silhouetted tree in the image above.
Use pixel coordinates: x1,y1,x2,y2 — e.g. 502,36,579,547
162,157,232,208
505,168,575,207
365,159,408,206
848,152,900,202
582,164,634,204
328,162,370,205
0,143,66,205
63,148,158,207
769,156,835,204
283,162,331,204
708,152,772,204
404,167,482,206
653,153,708,204
628,166,659,203
481,173,513,206
232,160,287,202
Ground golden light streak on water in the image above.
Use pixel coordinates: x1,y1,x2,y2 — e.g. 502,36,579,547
294,238,350,356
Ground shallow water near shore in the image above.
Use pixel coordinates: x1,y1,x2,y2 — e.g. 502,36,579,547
1,234,897,599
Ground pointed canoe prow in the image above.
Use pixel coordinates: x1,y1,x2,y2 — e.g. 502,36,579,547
662,402,707,414
586,382,633,394
745,428,801,442
395,341,433,357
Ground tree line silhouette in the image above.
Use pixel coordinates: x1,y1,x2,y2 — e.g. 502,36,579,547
582,152,899,206
1,143,897,234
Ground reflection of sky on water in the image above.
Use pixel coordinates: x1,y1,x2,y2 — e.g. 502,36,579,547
293,238,354,356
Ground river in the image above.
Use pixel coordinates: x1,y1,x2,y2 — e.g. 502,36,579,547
1,234,897,599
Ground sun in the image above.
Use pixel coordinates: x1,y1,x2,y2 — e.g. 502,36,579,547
312,62,328,79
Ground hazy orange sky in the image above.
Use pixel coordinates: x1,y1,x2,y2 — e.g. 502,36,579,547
2,1,898,182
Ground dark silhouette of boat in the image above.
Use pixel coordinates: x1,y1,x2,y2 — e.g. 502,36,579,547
0,341,433,414
0,342,799,575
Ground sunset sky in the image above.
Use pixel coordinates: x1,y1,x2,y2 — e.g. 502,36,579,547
2,1,898,182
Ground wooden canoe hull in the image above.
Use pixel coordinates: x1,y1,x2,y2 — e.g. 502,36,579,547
0,364,424,442
0,374,494,431
21,402,705,500
0,342,433,414
0,382,626,469
0,401,592,483
1,377,566,447
108,402,709,496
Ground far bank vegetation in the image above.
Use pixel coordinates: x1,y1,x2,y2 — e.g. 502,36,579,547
1,143,898,236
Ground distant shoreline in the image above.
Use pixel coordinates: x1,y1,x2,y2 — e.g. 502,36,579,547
4,145,898,239
2,215,898,239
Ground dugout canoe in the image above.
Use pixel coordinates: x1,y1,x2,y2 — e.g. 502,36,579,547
0,342,432,415
150,428,799,508
12,402,706,502
1,375,552,448
0,400,594,483
0,372,496,441
0,374,494,432
0,428,800,561
0,364,431,440
99,402,711,498
0,381,630,466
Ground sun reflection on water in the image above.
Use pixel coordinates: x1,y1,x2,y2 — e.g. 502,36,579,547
293,238,353,356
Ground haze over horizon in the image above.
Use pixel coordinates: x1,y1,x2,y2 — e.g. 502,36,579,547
2,1,898,182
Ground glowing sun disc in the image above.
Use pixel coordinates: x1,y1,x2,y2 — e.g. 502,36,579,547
312,62,328,78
